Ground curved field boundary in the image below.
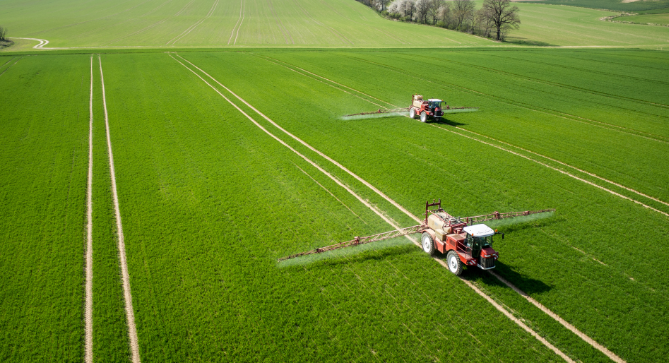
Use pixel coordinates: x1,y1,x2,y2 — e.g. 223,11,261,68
171,53,576,362
98,55,141,363
236,58,633,361
166,0,220,46
85,55,94,363
228,0,245,45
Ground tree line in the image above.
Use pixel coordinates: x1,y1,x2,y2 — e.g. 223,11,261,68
356,0,520,41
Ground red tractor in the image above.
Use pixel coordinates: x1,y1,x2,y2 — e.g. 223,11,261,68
409,94,444,123
420,200,501,275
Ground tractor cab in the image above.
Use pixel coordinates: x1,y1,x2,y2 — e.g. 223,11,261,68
427,99,444,119
463,224,498,269
428,99,443,109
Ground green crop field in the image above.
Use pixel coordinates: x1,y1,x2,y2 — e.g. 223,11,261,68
2,0,669,362
508,3,669,46
2,0,669,50
623,12,669,25
0,0,491,49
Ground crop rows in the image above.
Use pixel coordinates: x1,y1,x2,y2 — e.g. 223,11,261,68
1,48,667,362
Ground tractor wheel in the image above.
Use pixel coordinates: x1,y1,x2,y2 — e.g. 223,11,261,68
447,251,463,276
420,111,428,123
421,232,435,256
409,108,416,119
434,116,441,122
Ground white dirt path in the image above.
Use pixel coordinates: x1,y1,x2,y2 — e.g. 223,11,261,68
12,37,50,49
171,54,575,362
85,55,94,363
98,55,141,363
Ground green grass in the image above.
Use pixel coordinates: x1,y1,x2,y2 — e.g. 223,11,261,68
0,0,492,49
0,54,89,361
623,12,669,25
523,0,669,12
3,0,668,50
508,3,669,46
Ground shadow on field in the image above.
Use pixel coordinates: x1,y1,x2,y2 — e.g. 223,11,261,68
432,118,467,127
464,263,552,295
504,37,557,47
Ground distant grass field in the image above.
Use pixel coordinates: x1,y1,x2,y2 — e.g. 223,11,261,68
509,3,669,46
521,0,669,12
2,0,669,50
3,47,666,361
0,0,491,49
623,12,669,25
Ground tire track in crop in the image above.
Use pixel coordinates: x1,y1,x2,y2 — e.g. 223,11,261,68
166,0,220,46
257,55,395,109
84,55,94,363
453,127,669,209
405,52,669,115
257,56,390,109
170,53,407,229
0,56,16,69
228,0,245,45
104,0,196,46
299,7,353,46
175,0,197,16
171,54,577,363
0,56,23,77
292,163,366,223
245,59,636,362
267,0,293,44
431,124,669,218
98,55,142,363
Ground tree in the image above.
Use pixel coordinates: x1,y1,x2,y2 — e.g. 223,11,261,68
427,0,444,25
0,27,7,41
452,0,475,31
414,0,431,23
436,2,452,28
482,0,520,41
